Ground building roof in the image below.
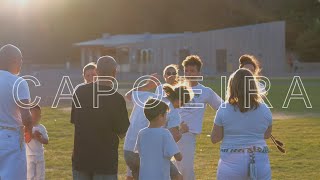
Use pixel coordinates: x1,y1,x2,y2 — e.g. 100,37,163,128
74,33,185,47
74,21,285,48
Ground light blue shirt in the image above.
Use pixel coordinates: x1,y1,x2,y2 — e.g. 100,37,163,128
124,91,181,152
214,102,272,148
135,128,179,180
0,70,30,128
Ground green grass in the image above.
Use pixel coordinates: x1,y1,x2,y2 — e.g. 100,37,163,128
41,78,320,179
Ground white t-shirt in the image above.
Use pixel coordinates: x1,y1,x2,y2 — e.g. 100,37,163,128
26,124,49,156
124,91,181,152
179,83,223,134
135,128,179,180
0,70,30,128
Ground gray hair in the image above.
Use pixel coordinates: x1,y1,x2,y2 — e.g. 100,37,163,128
96,56,118,76
0,44,22,70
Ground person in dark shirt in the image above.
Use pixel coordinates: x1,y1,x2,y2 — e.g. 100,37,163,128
71,56,130,180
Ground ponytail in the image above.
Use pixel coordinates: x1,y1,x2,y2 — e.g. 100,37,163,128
163,84,191,105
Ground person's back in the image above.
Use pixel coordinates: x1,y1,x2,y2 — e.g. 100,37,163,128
71,56,130,179
0,70,29,128
136,128,178,180
72,83,129,173
216,102,271,148
211,68,273,180
0,44,32,180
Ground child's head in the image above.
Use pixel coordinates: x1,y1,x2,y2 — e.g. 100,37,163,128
83,62,97,83
163,84,191,108
144,98,169,127
30,104,41,125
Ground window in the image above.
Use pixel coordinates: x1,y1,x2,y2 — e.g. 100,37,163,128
136,48,153,64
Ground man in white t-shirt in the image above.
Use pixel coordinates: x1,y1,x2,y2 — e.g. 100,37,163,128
0,44,33,180
177,55,223,180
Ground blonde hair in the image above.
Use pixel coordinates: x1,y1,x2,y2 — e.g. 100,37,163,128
226,68,262,112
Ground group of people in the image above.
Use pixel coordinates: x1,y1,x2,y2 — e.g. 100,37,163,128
0,43,273,180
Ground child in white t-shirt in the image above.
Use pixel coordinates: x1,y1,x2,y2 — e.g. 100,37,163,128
135,98,182,180
26,105,49,180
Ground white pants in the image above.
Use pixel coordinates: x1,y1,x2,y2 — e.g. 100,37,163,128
0,128,27,180
217,152,271,180
27,155,45,180
176,132,196,180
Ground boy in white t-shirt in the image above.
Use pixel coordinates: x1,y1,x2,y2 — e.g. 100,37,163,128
135,98,182,180
26,105,49,180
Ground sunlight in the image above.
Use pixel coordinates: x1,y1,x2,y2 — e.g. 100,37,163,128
15,0,28,6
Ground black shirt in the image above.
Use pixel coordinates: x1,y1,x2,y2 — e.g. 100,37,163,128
71,82,130,174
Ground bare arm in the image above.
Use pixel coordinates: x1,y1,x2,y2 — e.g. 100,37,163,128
174,152,183,161
125,73,160,101
33,131,49,144
19,99,33,129
169,127,182,142
211,124,223,144
41,138,49,145
169,122,189,142
18,100,33,142
264,126,272,139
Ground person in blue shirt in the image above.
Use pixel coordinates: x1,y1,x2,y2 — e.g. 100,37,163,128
211,68,272,180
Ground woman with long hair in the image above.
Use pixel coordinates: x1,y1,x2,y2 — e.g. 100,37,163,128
155,64,179,97
124,78,191,180
211,68,272,180
239,54,285,152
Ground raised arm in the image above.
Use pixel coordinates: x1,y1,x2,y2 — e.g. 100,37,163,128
125,73,160,101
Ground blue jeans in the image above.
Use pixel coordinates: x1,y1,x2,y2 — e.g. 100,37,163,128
73,170,117,180
0,128,27,180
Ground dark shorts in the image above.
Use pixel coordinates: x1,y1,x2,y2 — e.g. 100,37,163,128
124,150,180,179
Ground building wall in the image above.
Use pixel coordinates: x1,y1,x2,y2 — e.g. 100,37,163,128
78,21,286,78
126,21,286,77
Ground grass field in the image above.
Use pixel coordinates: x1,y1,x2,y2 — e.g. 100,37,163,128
42,78,320,180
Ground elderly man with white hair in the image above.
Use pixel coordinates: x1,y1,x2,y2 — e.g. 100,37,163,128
0,44,33,179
